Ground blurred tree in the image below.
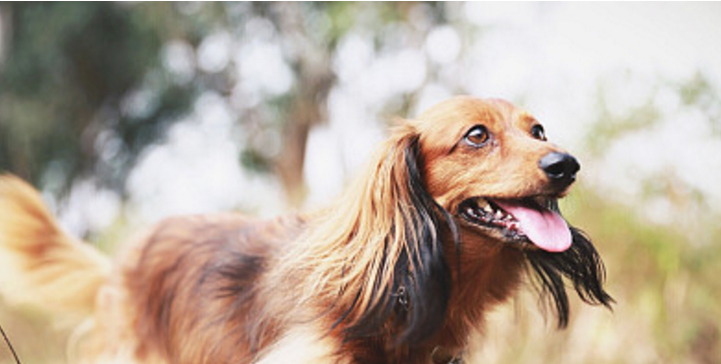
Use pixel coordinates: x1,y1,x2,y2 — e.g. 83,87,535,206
0,2,199,193
0,2,451,205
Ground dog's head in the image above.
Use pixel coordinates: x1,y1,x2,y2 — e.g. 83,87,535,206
414,96,578,253
408,96,614,328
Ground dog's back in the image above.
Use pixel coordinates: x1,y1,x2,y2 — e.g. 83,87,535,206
0,174,305,363
118,213,303,363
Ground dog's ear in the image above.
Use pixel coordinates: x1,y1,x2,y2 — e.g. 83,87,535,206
339,128,457,345
526,226,614,328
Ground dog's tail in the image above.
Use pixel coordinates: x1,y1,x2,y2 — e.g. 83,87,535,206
0,174,111,315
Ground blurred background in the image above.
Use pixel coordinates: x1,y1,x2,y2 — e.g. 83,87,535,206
1,2,720,363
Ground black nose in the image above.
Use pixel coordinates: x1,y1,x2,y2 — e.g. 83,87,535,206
539,152,580,186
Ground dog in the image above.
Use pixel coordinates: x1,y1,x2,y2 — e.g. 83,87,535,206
0,96,612,363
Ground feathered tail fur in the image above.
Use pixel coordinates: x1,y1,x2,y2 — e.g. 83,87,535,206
0,174,110,315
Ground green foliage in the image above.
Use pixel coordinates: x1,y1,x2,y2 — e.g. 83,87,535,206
0,3,192,192
679,72,721,136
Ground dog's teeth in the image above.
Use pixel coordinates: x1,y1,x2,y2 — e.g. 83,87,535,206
484,205,494,213
494,210,504,220
467,207,477,217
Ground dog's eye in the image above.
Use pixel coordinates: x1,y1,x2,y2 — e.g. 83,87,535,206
465,125,490,147
531,124,546,141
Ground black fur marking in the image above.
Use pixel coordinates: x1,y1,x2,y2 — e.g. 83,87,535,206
392,136,454,344
214,252,264,300
526,227,614,328
214,251,266,352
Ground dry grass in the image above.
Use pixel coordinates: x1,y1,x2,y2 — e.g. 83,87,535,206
1,186,718,364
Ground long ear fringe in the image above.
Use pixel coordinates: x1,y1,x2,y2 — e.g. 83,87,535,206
272,128,456,346
526,227,614,328
339,133,457,345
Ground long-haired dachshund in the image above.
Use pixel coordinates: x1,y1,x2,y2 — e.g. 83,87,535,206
0,96,612,363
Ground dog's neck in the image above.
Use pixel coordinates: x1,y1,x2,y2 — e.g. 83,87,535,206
424,229,526,359
351,230,526,364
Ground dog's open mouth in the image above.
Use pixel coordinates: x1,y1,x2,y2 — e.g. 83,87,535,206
458,197,572,252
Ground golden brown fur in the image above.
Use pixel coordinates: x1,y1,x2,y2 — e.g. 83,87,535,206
0,96,611,363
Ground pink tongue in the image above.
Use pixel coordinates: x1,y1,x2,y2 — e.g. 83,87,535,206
494,200,572,252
